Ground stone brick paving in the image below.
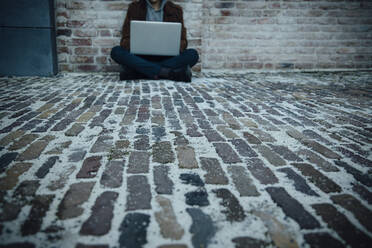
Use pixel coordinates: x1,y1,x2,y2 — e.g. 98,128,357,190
0,71,371,248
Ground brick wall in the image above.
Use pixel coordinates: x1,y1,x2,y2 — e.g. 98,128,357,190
56,0,372,73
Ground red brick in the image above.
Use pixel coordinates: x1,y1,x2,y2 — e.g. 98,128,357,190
68,38,92,46
70,56,94,64
73,30,97,37
75,47,99,55
96,56,108,64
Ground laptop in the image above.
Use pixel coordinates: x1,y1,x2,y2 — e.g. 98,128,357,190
130,21,181,56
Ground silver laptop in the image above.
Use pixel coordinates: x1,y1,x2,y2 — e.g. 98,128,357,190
130,21,181,56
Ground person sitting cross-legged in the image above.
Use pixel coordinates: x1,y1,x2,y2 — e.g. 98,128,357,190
110,0,199,82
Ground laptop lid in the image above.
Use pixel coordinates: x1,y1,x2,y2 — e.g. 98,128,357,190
130,21,181,56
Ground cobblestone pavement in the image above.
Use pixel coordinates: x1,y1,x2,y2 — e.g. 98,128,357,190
0,71,371,248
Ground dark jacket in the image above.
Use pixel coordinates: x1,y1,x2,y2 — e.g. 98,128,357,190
120,0,188,52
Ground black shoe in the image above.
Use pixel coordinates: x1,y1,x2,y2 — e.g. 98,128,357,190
119,67,143,81
169,65,192,82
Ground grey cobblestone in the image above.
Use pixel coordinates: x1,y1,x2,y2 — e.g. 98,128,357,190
0,72,371,248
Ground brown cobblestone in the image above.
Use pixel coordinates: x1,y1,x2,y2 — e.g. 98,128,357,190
155,196,184,240
312,203,372,248
76,156,102,178
80,191,118,236
57,182,95,220
65,123,84,136
200,157,228,185
292,163,342,193
16,140,49,161
228,166,259,196
0,163,32,190
255,145,286,166
0,130,25,147
8,134,39,151
331,194,372,232
216,125,239,139
177,146,198,169
297,149,339,172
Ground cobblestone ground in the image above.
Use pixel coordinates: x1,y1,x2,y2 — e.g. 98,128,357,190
0,71,371,248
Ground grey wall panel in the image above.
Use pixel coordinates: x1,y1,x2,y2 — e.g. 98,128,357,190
0,0,54,28
0,28,57,76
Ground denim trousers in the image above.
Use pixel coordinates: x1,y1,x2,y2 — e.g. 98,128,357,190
110,46,199,78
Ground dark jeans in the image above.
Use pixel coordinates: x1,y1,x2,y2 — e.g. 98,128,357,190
110,46,199,79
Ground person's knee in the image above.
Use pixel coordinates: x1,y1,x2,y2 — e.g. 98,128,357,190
187,49,199,66
110,46,122,61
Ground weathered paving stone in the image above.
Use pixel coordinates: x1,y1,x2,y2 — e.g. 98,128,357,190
0,152,18,173
127,151,150,174
75,244,108,248
243,132,262,144
200,157,228,185
68,150,87,162
255,145,286,166
268,144,303,162
0,121,23,133
35,156,59,178
185,189,210,206
126,175,152,210
247,158,278,185
297,149,339,172
277,168,319,197
240,118,258,128
0,243,35,248
76,156,102,178
100,161,124,188
134,135,150,150
65,123,84,136
292,163,342,193
45,140,71,155
186,124,203,137
334,160,372,187
331,194,372,232
177,146,198,169
21,195,54,236
171,131,189,146
352,184,372,205
251,128,277,143
89,109,112,128
232,237,270,248
16,140,48,161
303,129,333,146
152,126,166,141
153,141,175,164
57,182,95,220
157,245,187,248
228,166,259,196
186,208,217,248
213,143,242,164
8,134,39,150
312,203,372,248
180,173,204,187
90,136,113,153
0,130,24,146
154,166,174,194
230,139,258,157
213,188,246,222
301,140,341,159
286,127,306,141
0,180,40,221
222,112,241,130
115,140,130,149
0,163,32,190
155,196,184,240
303,233,344,248
336,146,372,168
266,187,320,229
80,191,119,236
119,213,150,248
217,125,239,139
48,165,76,191
76,111,95,123
202,129,225,142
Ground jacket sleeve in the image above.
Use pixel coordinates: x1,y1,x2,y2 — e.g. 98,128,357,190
179,8,188,52
120,5,132,50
